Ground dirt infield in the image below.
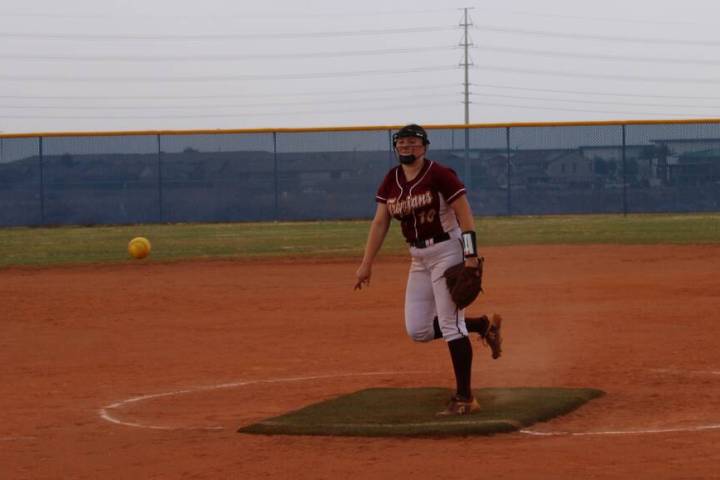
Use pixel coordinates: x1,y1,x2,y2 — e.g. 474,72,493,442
2,245,719,479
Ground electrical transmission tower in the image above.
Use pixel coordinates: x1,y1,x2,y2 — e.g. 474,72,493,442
459,7,474,188
459,7,474,124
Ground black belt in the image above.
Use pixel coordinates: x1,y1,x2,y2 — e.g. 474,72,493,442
410,232,451,249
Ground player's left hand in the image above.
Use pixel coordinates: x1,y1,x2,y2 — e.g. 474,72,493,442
464,256,481,269
354,263,372,290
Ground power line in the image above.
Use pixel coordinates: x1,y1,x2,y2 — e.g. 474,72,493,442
472,83,720,101
0,94,461,110
1,6,708,26
475,44,720,67
476,65,720,85
9,9,715,127
11,91,713,114
471,92,720,110
473,101,710,118
0,46,457,63
0,7,457,21
0,65,458,83
493,7,716,27
0,84,459,101
472,23,720,47
0,100,459,120
5,21,712,46
0,26,456,41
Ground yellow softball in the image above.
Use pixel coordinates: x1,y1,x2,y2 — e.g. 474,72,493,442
128,237,151,259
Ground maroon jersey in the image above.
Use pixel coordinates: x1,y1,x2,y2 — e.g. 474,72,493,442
376,159,466,243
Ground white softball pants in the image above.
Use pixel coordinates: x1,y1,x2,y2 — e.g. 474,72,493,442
404,231,468,343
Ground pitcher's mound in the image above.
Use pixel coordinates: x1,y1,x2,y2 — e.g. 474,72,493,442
238,387,604,437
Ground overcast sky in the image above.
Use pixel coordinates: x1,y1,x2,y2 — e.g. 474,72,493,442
2,0,720,134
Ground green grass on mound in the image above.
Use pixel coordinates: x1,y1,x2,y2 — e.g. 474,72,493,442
1,213,718,267
237,387,605,437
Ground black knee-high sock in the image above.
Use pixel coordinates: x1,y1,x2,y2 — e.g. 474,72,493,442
466,315,489,336
447,337,473,399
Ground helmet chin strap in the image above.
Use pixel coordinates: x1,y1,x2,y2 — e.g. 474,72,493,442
397,150,425,165
398,154,416,164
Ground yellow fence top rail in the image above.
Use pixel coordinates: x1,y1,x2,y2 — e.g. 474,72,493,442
3,118,720,139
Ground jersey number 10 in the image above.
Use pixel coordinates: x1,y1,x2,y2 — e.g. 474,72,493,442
417,209,437,224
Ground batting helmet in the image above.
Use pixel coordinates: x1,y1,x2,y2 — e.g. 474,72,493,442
392,124,430,147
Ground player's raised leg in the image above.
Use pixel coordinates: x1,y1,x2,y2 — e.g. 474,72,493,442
466,314,503,359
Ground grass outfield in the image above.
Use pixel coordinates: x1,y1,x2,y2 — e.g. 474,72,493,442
0,213,719,267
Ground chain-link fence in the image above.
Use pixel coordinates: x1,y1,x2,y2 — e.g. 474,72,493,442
2,121,720,226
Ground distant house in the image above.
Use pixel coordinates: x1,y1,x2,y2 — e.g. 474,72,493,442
650,138,720,156
546,150,595,187
579,144,658,184
508,149,554,187
650,138,720,184
507,149,600,188
578,144,647,162
670,148,720,185
578,145,623,162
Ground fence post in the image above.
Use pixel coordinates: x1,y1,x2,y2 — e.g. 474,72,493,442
622,125,628,216
505,127,512,216
39,136,45,225
157,135,163,222
273,131,279,221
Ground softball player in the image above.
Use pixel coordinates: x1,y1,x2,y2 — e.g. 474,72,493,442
354,124,502,416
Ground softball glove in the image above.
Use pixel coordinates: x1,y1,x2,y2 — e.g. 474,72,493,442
443,257,484,310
